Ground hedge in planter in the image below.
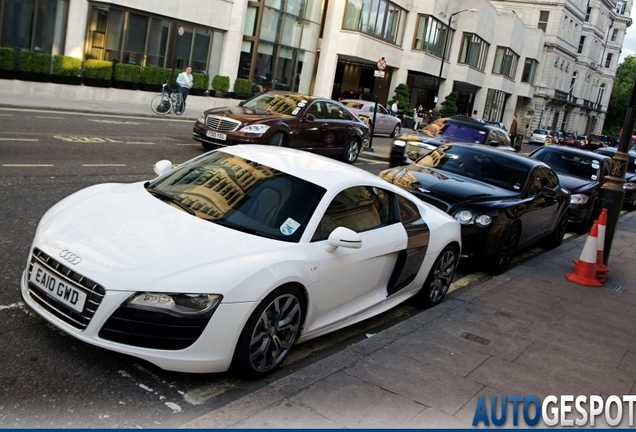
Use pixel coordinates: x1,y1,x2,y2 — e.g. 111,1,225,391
0,47,16,79
52,55,82,85
83,59,113,87
233,78,253,99
212,75,230,97
113,63,141,89
19,50,52,82
140,66,171,92
190,72,210,96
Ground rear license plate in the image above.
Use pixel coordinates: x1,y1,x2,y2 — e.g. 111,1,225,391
29,262,88,313
206,130,227,141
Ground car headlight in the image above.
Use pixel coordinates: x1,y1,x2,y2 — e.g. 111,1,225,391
454,210,493,226
570,194,590,205
239,124,270,134
197,114,205,123
624,183,636,190
393,140,407,148
126,293,223,317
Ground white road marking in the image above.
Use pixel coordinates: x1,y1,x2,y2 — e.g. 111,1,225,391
117,368,184,414
82,164,127,167
357,157,386,165
2,164,53,167
36,116,65,119
0,138,39,141
126,142,154,145
177,143,200,146
0,302,24,311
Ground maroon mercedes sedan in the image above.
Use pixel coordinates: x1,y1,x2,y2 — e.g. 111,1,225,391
192,91,370,164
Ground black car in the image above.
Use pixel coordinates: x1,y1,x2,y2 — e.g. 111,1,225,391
594,147,636,210
529,146,612,232
584,134,610,151
192,91,370,164
380,143,571,274
389,116,514,167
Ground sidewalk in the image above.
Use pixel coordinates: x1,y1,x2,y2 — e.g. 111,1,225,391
3,92,636,428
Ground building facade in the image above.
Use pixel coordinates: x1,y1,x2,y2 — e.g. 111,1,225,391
0,0,631,135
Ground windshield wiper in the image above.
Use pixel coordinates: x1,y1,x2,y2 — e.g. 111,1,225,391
212,219,278,239
145,187,195,216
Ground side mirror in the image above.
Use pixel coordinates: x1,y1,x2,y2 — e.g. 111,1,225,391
324,227,362,253
304,113,316,122
153,160,173,176
539,187,557,198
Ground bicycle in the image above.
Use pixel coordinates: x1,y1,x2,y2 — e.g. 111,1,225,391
150,81,185,116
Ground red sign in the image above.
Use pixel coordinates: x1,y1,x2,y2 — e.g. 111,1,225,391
376,57,386,71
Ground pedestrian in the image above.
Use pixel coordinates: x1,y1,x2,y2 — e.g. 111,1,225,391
509,113,521,152
176,66,193,114
416,104,425,130
431,106,441,121
390,100,398,117
412,108,419,130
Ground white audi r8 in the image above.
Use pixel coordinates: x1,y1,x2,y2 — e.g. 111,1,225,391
21,145,461,376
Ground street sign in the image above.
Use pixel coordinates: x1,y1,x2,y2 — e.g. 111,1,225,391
376,57,386,71
374,70,385,78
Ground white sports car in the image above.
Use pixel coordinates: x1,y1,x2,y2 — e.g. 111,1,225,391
21,145,461,376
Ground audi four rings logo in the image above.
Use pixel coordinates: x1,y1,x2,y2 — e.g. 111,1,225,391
59,249,81,265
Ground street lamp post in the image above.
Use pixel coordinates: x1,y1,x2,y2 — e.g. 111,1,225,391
435,9,478,104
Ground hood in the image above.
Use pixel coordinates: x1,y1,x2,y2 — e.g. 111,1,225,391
381,165,516,211
33,183,296,293
555,173,599,194
203,105,289,123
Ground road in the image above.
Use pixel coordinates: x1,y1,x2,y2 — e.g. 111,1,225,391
0,108,574,427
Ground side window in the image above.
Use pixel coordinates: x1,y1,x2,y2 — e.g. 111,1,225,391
528,167,558,196
312,186,398,241
307,101,325,119
325,102,347,120
378,105,388,115
396,194,421,223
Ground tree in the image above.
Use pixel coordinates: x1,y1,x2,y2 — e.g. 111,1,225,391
605,55,636,136
389,83,410,112
440,91,459,117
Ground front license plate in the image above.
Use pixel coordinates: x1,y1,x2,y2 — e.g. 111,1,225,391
29,262,87,313
206,130,227,141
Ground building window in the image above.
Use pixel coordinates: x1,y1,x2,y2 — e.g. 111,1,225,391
521,58,537,84
482,89,507,123
605,53,613,68
569,71,577,93
0,0,69,54
414,14,452,59
578,36,585,54
492,46,519,79
538,10,549,32
616,1,626,14
611,28,619,42
458,33,489,71
343,0,406,45
585,7,591,22
596,83,606,105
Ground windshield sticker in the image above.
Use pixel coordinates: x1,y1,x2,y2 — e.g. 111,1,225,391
280,218,301,235
291,108,301,116
298,101,307,107
591,174,598,181
514,183,521,190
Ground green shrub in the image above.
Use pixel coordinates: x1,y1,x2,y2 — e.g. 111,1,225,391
212,75,230,92
19,50,51,74
440,91,459,117
52,55,81,77
114,63,141,83
140,66,171,85
192,72,210,90
0,47,15,71
233,78,253,95
84,60,113,80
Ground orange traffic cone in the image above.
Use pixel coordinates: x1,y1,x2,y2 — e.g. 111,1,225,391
595,209,610,283
566,222,602,287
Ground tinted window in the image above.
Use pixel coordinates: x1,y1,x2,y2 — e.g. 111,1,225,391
306,101,326,119
532,149,603,180
325,102,352,120
242,93,311,116
438,123,488,144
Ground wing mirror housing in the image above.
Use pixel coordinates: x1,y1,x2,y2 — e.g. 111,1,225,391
325,227,362,253
153,160,173,176
303,113,316,122
539,187,557,198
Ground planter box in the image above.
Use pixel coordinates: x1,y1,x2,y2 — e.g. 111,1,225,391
113,80,139,90
0,69,15,80
214,91,230,98
190,88,208,97
139,83,163,93
84,78,112,88
52,75,82,85
19,72,50,82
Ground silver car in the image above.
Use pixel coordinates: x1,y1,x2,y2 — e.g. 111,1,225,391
530,129,552,145
341,100,402,137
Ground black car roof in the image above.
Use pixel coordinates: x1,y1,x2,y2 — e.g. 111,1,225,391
533,145,611,161
435,142,547,169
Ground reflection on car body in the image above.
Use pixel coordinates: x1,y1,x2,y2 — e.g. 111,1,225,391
381,143,571,275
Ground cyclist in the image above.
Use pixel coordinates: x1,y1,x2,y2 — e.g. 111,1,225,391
176,66,193,113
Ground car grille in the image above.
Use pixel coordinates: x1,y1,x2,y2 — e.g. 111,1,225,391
99,307,212,350
27,248,105,331
204,115,241,132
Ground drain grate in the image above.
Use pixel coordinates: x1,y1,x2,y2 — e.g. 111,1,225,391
460,331,492,346
610,285,624,292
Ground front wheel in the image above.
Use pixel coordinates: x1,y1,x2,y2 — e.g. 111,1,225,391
487,223,520,275
341,138,360,164
416,245,459,307
268,131,285,146
151,94,171,115
232,286,304,378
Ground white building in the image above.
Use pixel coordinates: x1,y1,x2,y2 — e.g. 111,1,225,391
0,0,631,135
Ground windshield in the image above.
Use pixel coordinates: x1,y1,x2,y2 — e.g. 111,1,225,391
415,145,530,191
147,151,326,242
342,101,364,110
437,123,489,144
532,149,602,180
241,93,311,116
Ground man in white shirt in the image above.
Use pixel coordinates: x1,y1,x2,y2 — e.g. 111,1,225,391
176,66,193,113
390,101,398,117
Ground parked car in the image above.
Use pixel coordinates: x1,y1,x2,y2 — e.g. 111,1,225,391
20,145,462,376
381,143,571,274
340,99,402,137
389,116,514,167
594,147,636,210
192,91,370,164
583,134,610,151
552,131,566,145
486,121,507,131
577,135,587,148
529,129,552,145
529,145,612,232
564,133,579,147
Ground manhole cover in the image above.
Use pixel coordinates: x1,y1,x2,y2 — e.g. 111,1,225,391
460,331,492,346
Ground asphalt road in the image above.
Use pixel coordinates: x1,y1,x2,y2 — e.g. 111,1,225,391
0,109,577,427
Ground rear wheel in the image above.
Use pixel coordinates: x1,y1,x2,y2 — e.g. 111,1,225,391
542,211,569,249
488,223,520,275
390,124,401,138
416,245,459,306
341,138,360,164
151,94,171,115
